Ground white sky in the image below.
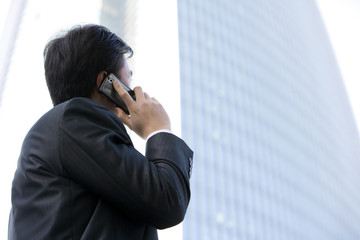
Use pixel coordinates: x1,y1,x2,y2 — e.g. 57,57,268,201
316,0,360,135
0,0,359,239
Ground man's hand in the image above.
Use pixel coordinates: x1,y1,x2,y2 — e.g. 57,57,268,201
113,80,171,139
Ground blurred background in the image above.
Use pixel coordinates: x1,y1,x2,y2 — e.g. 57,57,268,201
0,0,359,239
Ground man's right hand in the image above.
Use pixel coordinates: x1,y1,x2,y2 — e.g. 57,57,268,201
113,80,171,140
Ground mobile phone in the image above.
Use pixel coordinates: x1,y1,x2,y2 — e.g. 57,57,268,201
99,73,136,115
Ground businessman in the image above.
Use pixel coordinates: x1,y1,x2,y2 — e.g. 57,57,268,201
8,24,193,240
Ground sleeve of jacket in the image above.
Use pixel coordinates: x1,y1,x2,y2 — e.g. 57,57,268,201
58,98,193,229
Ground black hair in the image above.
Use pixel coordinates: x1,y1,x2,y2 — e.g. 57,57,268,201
43,24,133,105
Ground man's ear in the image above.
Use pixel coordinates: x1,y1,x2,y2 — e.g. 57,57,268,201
96,71,107,89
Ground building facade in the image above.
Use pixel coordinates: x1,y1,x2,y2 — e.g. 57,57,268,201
178,0,360,239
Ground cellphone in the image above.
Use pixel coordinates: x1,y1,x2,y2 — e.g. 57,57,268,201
99,73,136,115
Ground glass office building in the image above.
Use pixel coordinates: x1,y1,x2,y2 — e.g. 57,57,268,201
178,0,360,239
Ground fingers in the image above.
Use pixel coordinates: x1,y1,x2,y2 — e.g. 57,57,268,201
144,92,150,99
150,96,159,103
114,108,132,128
133,86,152,102
133,86,145,100
113,80,135,108
112,84,171,139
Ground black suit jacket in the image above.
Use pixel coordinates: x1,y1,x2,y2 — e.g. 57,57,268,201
8,98,193,240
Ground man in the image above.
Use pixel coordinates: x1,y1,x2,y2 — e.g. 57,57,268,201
8,24,193,240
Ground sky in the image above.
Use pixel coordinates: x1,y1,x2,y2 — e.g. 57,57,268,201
316,0,360,134
0,0,359,239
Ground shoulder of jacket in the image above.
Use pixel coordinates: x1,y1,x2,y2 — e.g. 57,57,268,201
58,97,128,137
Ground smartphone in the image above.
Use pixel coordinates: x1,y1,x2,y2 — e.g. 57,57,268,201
99,73,136,115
